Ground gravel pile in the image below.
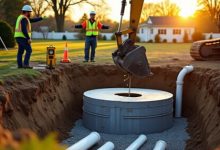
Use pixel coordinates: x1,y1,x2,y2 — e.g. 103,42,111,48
62,118,189,150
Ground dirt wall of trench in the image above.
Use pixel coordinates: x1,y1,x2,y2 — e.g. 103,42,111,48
0,64,219,149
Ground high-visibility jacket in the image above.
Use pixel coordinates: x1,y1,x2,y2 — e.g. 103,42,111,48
86,20,99,36
14,15,31,38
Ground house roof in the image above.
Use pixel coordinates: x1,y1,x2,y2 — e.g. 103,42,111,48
141,16,194,28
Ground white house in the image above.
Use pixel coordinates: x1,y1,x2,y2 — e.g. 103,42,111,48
139,16,195,42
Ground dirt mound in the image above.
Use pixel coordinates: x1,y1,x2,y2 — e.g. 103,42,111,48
0,63,219,149
0,64,125,139
0,64,83,139
183,68,220,150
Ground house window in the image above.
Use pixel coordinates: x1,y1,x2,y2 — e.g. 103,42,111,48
158,29,166,34
141,28,144,34
151,29,153,34
173,29,181,35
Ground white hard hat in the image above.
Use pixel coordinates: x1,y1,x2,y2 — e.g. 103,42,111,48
22,5,33,12
90,11,96,15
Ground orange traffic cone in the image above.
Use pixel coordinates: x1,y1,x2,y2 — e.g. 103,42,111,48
61,42,71,63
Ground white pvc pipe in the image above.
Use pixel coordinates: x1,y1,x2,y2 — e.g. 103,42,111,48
97,141,115,150
153,140,167,150
175,65,194,118
125,134,147,150
66,132,101,150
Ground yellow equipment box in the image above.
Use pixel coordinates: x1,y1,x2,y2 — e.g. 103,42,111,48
46,46,56,69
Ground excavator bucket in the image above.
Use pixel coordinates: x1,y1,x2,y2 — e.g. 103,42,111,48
112,39,151,77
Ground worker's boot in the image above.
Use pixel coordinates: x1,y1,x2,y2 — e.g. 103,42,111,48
112,39,152,77
23,65,33,69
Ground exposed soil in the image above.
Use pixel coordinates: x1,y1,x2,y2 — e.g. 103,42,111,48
0,63,220,149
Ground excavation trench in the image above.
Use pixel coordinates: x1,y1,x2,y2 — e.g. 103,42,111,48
0,63,220,150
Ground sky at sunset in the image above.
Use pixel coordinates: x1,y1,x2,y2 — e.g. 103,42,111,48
69,0,198,22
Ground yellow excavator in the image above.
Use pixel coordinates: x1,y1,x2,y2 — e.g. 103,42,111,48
112,0,151,78
113,0,220,72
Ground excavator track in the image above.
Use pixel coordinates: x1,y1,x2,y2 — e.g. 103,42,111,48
190,38,220,60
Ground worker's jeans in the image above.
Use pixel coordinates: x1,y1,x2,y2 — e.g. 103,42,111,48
84,36,97,61
16,38,32,67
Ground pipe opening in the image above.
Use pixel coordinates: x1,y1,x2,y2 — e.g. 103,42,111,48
115,93,142,97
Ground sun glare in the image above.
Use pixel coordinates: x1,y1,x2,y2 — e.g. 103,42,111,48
69,0,198,21
177,0,197,18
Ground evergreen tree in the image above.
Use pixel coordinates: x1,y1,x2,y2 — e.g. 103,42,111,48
0,21,15,48
76,13,88,40
155,34,161,43
183,31,189,43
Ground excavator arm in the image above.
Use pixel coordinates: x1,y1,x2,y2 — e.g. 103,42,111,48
116,0,144,46
112,0,151,78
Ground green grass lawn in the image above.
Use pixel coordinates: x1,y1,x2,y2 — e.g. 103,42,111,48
0,40,192,81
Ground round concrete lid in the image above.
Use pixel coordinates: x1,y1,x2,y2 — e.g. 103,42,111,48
84,88,173,102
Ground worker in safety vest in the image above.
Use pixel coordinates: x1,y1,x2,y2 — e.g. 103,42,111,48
75,11,109,62
14,5,43,69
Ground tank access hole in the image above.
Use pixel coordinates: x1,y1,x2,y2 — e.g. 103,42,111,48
115,93,142,97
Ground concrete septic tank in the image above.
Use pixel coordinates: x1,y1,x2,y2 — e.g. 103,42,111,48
83,88,173,134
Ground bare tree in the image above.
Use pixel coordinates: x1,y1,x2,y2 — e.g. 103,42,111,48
94,0,110,21
0,0,30,26
140,1,180,22
141,3,160,22
198,0,220,31
29,0,50,17
157,0,180,16
45,0,102,32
